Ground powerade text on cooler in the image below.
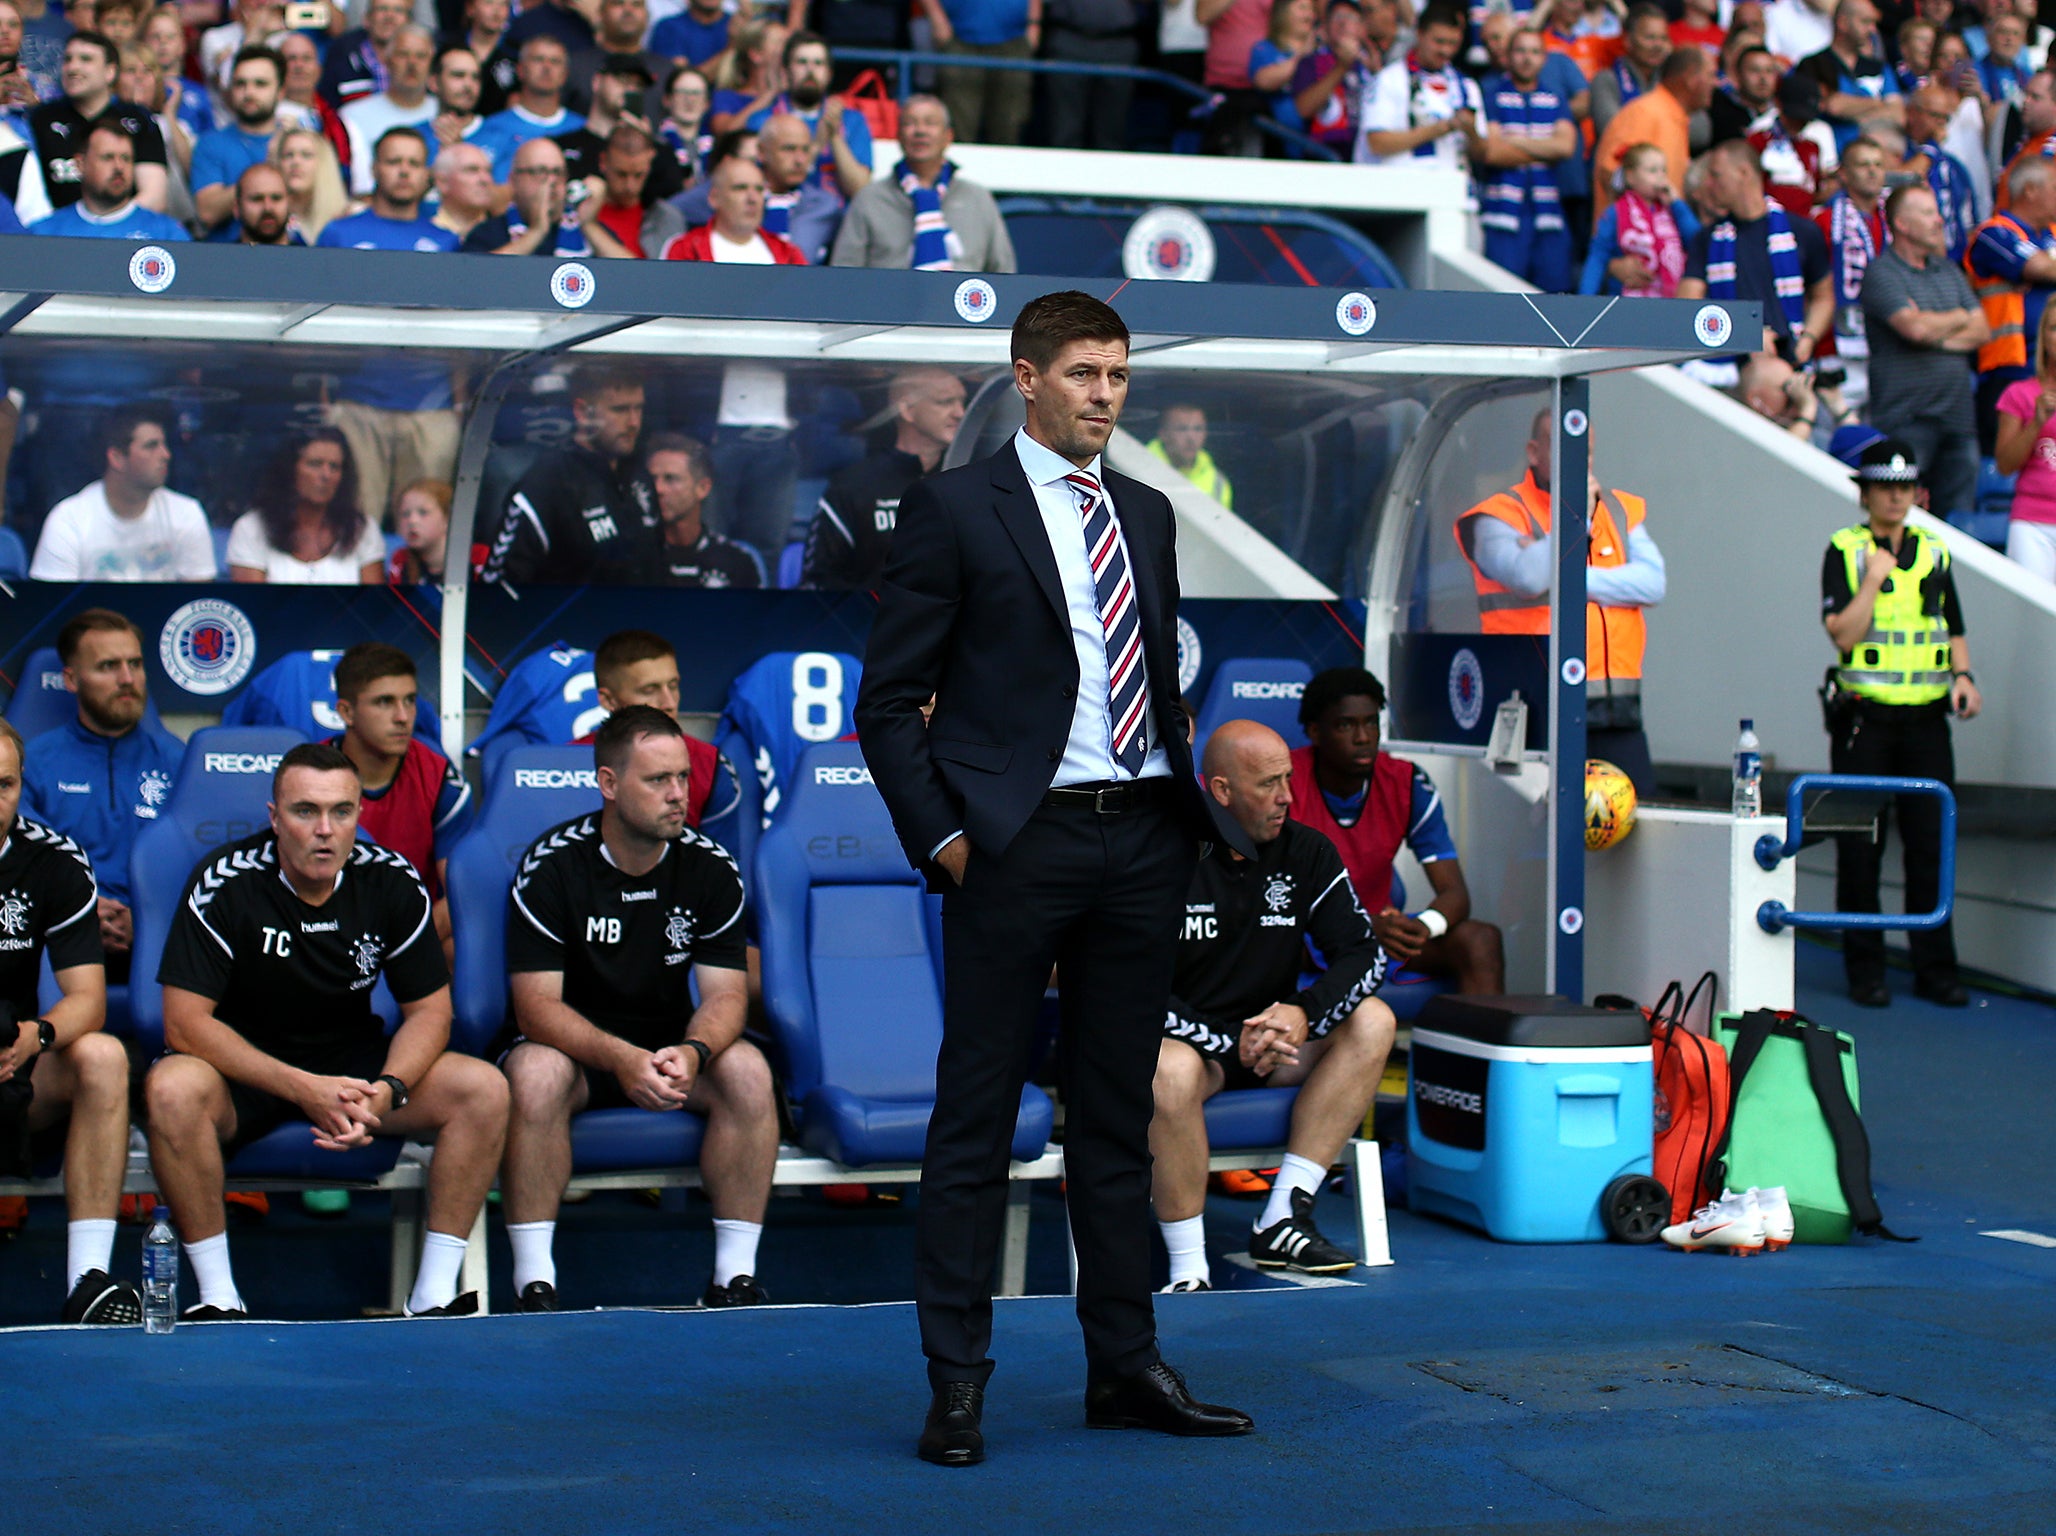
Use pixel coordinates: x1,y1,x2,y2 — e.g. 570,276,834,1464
1732,719,1762,818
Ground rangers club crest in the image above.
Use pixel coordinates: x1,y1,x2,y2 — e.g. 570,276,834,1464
1336,292,1377,336
159,598,257,696
128,245,176,294
1121,207,1216,283
1693,304,1733,348
137,769,171,818
351,935,383,977
1448,647,1485,732
1263,875,1293,913
1175,616,1202,695
953,278,997,323
665,906,692,958
0,891,29,936
551,261,596,309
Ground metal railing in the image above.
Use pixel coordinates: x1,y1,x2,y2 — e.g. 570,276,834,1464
1751,773,1958,935
835,45,1343,161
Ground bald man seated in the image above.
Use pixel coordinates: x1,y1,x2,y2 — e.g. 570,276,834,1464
1151,720,1397,1290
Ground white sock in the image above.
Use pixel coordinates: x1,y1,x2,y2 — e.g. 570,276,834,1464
712,1219,762,1286
66,1218,117,1291
1258,1153,1329,1232
406,1231,470,1315
183,1231,242,1311
1159,1214,1209,1287
508,1221,556,1293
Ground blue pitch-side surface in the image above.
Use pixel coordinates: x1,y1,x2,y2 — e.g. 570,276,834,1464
6,944,2054,1533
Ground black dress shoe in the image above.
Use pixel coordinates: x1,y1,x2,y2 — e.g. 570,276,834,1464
1914,977,1969,1007
1847,980,1892,1008
918,1381,984,1466
1085,1360,1253,1436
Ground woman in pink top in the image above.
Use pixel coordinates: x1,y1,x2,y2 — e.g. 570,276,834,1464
1992,301,2056,582
1201,0,1273,151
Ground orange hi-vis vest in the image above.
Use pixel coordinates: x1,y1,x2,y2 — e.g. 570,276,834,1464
1968,211,2038,374
1454,470,1650,696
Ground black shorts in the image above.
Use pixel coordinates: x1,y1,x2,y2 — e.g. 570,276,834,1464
223,1040,391,1157
1218,1057,1271,1094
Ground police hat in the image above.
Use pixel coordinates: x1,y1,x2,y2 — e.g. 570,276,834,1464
1853,438,1921,484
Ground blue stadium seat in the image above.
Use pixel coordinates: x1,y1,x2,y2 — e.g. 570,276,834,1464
0,526,25,579
1946,509,2011,551
776,541,805,589
443,746,705,1173
4,646,169,742
712,650,862,883
221,648,444,752
755,742,1053,1167
1977,456,2017,516
1192,657,1314,765
128,726,401,1182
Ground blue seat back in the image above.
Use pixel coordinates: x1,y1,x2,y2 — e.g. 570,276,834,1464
221,648,443,753
1193,658,1314,765
0,527,26,580
444,746,605,1055
715,650,862,826
129,727,308,1054
468,643,607,788
4,646,168,743
756,742,937,1103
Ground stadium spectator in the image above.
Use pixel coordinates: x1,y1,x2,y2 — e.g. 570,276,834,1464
1289,0,1374,156
1978,8,2031,105
1475,9,1514,75
1151,720,1393,1290
0,0,61,106
1861,183,1987,516
1358,3,1481,168
1794,0,1902,153
1928,35,1996,211
29,32,170,212
1201,0,1271,155
729,32,870,201
429,139,493,240
499,706,774,1311
555,53,681,201
1992,66,2056,186
925,0,1035,148
315,124,456,250
1677,138,1834,367
1249,0,1317,138
457,0,517,117
1043,0,1140,151
190,44,285,229
1457,410,1666,792
1480,26,1578,291
141,7,209,144
1902,82,1978,261
1288,667,1505,991
657,64,713,180
218,160,300,244
662,143,806,261
275,31,353,171
480,362,657,585
326,640,472,955
475,35,583,182
801,365,965,588
0,97,50,224
504,0,599,59
650,0,733,69
1669,0,1724,58
1749,69,1837,219
28,121,186,238
830,96,1015,272
388,477,454,583
706,15,785,134
1146,401,1233,506
318,0,409,108
589,122,679,256
566,0,666,115
1814,134,1888,411
1580,141,1700,295
30,407,211,580
676,116,838,263
1739,350,1827,439
1709,40,1779,143
145,742,508,1320
269,123,349,243
1593,46,1711,217
227,427,386,584
428,44,486,152
1590,3,1671,140
1764,0,1833,64
196,0,278,101
1968,155,2056,446
115,42,193,219
1894,16,1936,93
1994,300,2056,580
340,25,439,195
648,432,763,586
21,608,183,984
464,135,628,255
0,717,140,1326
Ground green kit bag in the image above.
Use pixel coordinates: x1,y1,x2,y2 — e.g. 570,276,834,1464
1710,1009,1912,1245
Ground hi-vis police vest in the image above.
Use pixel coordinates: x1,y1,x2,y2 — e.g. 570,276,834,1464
1830,523,1953,705
1146,439,1234,509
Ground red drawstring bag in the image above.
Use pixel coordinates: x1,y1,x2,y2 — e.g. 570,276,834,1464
842,70,900,142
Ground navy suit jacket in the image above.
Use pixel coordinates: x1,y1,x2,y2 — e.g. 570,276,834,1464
854,440,1248,882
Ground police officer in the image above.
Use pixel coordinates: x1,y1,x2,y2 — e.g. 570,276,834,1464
480,361,658,585
1455,405,1667,793
1821,437,1981,1009
799,366,965,590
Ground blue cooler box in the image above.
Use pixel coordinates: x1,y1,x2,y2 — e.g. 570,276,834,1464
1407,995,1654,1242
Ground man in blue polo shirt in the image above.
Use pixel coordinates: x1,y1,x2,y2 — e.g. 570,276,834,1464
28,122,187,241
742,32,872,203
475,35,584,181
317,125,459,252
22,608,184,985
189,45,285,231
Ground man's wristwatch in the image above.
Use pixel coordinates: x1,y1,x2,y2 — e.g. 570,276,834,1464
682,1039,713,1074
375,1074,411,1110
35,1018,55,1052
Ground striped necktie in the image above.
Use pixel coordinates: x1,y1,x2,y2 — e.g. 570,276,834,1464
1063,471,1149,775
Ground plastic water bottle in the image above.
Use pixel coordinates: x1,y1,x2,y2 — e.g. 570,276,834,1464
1732,719,1763,819
143,1206,177,1334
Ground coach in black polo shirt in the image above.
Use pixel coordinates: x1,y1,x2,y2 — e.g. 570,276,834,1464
145,742,509,1321
499,705,778,1311
29,31,169,211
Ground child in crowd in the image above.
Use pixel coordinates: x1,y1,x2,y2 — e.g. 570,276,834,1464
1580,141,1697,296
1993,302,2056,582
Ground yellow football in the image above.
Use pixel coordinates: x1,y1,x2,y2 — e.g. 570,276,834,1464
1585,759,1637,852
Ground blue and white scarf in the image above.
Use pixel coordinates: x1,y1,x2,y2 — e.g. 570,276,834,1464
1706,201,1805,334
897,158,955,271
762,189,799,237
1826,191,1882,359
1917,141,1976,261
1478,80,1564,234
1611,56,1646,109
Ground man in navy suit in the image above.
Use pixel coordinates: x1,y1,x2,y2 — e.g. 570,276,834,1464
855,290,1254,1465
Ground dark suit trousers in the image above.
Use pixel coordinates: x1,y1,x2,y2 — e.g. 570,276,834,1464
919,797,1197,1388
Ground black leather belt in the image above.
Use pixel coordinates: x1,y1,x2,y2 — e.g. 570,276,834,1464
1043,778,1178,813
